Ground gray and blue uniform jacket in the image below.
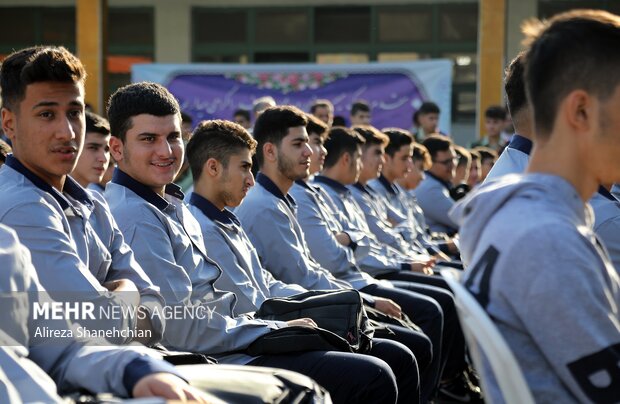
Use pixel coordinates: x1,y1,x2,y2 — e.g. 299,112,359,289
106,170,286,364
482,135,620,273
188,192,306,314
289,180,379,290
450,173,620,403
484,134,531,183
351,180,439,256
235,173,357,292
0,223,180,400
312,175,419,276
0,156,165,343
408,172,458,235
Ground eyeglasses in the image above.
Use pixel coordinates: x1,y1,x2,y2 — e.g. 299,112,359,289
433,158,458,167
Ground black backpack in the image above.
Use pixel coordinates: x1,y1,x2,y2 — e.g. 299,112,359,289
250,289,374,355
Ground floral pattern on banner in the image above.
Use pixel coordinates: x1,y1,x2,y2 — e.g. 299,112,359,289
225,72,348,94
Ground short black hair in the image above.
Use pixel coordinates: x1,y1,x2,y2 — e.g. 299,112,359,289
332,116,346,126
310,99,333,114
107,81,181,142
412,142,432,170
323,126,365,169
484,105,507,120
413,101,440,124
253,105,308,168
181,111,193,124
85,111,110,136
422,134,453,159
504,52,527,117
0,46,86,110
454,145,471,168
306,113,329,139
351,125,388,148
350,100,370,116
473,146,497,163
186,120,257,181
233,108,251,121
523,9,620,138
382,128,413,157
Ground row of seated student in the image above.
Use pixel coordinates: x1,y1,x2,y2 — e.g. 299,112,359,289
0,45,484,404
301,10,620,402
5,9,620,402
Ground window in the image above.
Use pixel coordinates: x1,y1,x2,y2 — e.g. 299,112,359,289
0,7,75,51
378,9,432,42
107,7,154,96
193,10,246,44
442,52,477,84
41,8,75,45
256,10,308,44
315,7,370,43
109,8,154,49
440,4,478,41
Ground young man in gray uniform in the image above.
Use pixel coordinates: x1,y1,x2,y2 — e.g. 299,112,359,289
71,111,112,193
350,126,456,262
450,10,620,402
0,46,163,344
485,51,620,272
186,120,307,313
404,135,459,236
104,82,400,404
185,119,427,404
235,106,480,402
314,125,479,401
0,223,216,403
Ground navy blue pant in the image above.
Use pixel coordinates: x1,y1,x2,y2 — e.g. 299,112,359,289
248,338,417,404
380,323,436,402
362,283,444,400
377,271,468,379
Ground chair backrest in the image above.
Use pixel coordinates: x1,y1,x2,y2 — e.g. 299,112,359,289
442,269,535,404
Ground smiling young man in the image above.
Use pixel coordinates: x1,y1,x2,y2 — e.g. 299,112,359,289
71,111,111,191
450,10,620,402
0,46,164,345
0,44,235,403
104,84,400,404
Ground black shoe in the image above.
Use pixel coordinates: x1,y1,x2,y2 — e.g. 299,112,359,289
436,372,483,403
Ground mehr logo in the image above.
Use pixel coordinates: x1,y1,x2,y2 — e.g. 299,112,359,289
33,302,96,320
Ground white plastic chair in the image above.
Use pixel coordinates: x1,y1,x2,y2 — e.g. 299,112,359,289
442,268,535,404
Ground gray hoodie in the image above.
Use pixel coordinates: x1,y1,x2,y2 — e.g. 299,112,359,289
449,173,620,403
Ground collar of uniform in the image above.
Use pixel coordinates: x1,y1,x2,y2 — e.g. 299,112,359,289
313,175,350,195
507,134,533,155
189,192,239,226
111,168,184,212
353,182,371,195
376,173,398,195
425,170,452,190
5,154,93,210
598,186,617,202
294,179,313,190
256,172,297,209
